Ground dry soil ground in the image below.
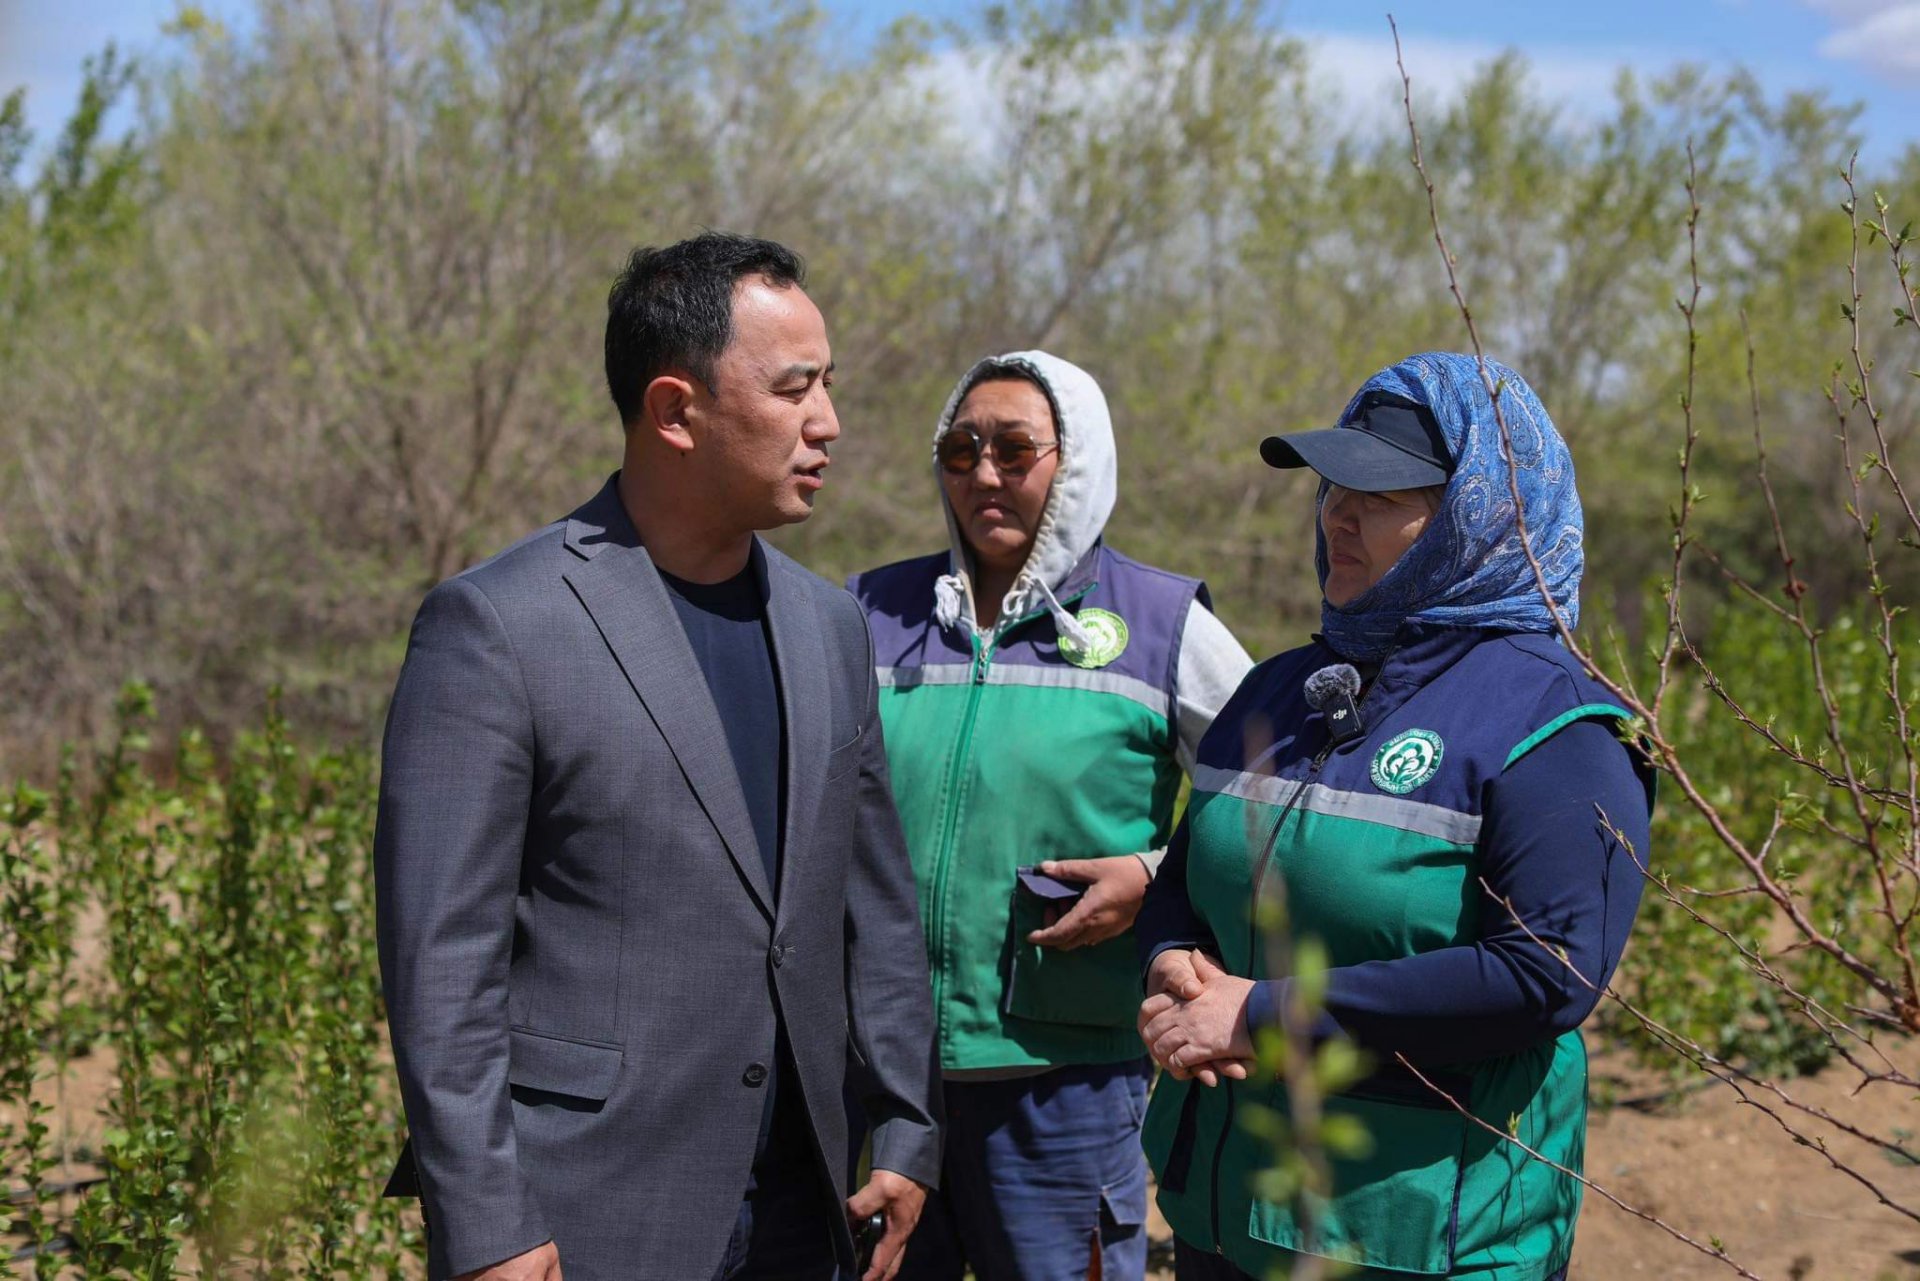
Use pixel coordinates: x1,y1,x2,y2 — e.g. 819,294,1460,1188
1138,1041,1920,1281
13,1038,1920,1277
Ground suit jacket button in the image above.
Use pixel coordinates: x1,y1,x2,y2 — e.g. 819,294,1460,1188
743,1062,768,1087
771,943,787,968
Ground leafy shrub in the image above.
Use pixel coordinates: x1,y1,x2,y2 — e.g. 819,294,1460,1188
1606,603,1902,1079
2,684,417,1276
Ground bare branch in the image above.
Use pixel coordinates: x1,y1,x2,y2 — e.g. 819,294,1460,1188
1839,163,1920,541
1390,1052,1768,1279
1389,15,1920,1030
1652,143,1704,719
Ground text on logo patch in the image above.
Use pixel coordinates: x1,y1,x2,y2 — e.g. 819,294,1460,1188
1371,728,1444,794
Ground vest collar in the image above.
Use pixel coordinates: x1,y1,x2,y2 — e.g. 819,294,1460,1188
1312,623,1508,729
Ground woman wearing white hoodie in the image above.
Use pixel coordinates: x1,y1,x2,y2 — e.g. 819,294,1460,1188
848,352,1251,1279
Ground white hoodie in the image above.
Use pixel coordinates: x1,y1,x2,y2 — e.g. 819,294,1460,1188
931,350,1253,791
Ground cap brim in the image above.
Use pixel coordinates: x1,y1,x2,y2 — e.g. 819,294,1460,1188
1259,428,1449,492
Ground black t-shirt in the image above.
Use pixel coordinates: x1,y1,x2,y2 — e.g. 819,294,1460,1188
658,560,806,1193
657,563,785,895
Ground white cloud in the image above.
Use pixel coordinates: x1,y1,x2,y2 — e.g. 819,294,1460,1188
1803,0,1902,19
1302,31,1634,133
907,43,1003,153
1810,2,1920,82
907,28,1646,157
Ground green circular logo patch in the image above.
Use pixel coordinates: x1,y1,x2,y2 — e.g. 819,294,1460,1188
1059,608,1129,669
1371,728,1445,794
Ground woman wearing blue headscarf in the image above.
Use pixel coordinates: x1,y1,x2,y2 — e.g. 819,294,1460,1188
1133,353,1653,1281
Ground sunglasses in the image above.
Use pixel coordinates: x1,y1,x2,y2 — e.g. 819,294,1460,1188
936,427,1061,476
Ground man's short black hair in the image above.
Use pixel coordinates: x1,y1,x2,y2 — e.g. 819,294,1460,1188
604,232,807,426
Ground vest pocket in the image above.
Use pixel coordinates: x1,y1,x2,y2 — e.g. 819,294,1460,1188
1245,1088,1466,1276
1001,888,1142,1030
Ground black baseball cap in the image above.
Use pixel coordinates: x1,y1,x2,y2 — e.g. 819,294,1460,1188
1260,390,1453,492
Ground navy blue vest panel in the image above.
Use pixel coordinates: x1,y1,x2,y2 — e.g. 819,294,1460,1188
851,543,1205,702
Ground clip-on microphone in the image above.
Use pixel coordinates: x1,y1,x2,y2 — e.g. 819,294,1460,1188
1304,663,1366,746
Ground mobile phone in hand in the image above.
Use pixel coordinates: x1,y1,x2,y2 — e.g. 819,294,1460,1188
1016,865,1086,910
853,1210,886,1273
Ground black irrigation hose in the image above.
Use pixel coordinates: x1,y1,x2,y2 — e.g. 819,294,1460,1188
4,1176,101,1263
9,1234,76,1262
6,1175,106,1205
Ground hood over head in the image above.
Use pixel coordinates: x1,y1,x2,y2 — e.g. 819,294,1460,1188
931,351,1117,643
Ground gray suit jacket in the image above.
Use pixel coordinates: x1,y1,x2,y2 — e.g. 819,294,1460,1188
374,477,942,1280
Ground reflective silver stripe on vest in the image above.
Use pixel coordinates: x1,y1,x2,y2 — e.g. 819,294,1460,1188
1190,764,1482,845
876,663,1169,719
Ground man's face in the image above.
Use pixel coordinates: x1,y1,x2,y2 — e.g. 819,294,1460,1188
687,279,839,529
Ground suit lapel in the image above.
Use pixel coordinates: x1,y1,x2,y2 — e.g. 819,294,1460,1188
760,542,830,925
561,480,775,920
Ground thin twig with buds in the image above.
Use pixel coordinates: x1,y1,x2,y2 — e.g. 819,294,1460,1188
1386,11,1920,1267
1388,12,1920,1030
1390,1052,1768,1280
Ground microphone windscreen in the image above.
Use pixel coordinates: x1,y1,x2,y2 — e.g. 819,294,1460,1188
1303,663,1362,711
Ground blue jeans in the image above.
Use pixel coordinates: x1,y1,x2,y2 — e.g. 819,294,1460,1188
1172,1236,1569,1280
895,1058,1151,1281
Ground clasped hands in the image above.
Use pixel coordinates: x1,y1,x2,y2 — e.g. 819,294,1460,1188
1139,948,1257,1087
1027,859,1258,1086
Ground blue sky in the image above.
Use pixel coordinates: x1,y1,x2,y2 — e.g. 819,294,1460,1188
4,0,1918,168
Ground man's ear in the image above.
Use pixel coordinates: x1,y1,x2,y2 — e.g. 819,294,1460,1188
640,373,700,456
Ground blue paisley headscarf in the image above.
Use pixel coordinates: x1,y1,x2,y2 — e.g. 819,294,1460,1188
1316,352,1584,662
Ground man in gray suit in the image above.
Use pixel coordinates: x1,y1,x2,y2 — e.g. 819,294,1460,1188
375,232,941,1281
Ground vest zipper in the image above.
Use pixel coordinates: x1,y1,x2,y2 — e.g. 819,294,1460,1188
1202,652,1402,1251
1208,1083,1237,1252
1209,735,1338,1253
928,630,993,1050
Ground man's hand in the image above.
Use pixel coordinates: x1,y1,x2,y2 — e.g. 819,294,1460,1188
452,1241,561,1281
847,1168,928,1281
1139,951,1255,1087
1026,856,1151,950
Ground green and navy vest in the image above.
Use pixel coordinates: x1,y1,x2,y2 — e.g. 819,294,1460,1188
850,543,1206,1070
1145,624,1630,1280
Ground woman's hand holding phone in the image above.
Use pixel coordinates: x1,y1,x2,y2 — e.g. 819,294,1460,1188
1023,856,1151,950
